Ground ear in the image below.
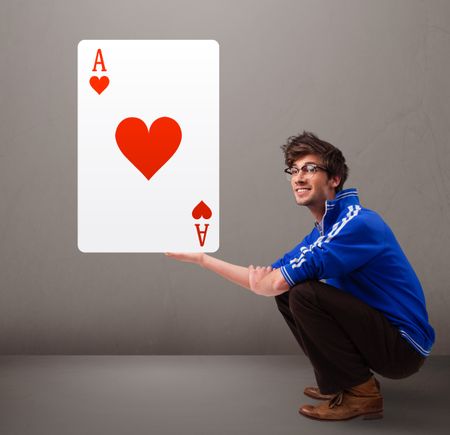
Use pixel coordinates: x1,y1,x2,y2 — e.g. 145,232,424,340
328,175,341,190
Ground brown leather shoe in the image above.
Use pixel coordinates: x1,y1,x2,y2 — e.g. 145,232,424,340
303,377,381,400
299,376,383,421
303,387,335,400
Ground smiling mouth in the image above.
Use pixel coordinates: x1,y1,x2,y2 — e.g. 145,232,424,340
295,187,311,193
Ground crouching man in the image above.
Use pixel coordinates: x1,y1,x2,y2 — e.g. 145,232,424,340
166,131,434,421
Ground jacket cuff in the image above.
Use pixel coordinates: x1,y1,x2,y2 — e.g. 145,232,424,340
280,266,296,287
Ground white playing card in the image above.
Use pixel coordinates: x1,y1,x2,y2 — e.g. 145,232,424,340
78,40,219,252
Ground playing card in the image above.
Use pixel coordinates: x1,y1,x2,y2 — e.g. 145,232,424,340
77,40,219,252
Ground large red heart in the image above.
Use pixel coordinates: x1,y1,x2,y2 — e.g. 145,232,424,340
115,117,182,180
90,76,109,95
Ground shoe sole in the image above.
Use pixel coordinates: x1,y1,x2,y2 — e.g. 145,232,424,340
298,409,384,421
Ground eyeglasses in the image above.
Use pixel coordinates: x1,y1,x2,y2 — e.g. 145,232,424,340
284,163,328,180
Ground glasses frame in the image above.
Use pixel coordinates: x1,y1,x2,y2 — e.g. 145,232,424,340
284,163,329,180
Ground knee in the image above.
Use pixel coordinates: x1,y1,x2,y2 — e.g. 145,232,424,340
288,280,317,309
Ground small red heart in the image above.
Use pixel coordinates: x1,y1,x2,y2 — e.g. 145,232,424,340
115,116,182,180
192,201,212,220
90,76,109,95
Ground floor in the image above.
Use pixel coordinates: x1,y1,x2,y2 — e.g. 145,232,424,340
0,355,448,435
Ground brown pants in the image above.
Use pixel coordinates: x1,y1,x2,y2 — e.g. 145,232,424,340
275,280,425,394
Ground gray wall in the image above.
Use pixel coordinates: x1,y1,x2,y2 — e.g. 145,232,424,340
1,0,449,354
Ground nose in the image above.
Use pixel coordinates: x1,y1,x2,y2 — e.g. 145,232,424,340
292,171,307,183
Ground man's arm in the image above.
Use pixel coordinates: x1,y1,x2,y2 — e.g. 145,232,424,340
201,254,252,289
248,266,290,296
279,211,385,286
165,252,251,289
165,252,290,295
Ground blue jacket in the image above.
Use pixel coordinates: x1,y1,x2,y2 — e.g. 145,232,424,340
271,188,435,357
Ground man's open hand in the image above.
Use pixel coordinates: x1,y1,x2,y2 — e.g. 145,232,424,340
165,252,204,265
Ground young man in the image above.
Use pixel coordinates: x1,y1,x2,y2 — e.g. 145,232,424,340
166,131,435,421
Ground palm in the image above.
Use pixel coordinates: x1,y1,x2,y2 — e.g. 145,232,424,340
165,252,203,264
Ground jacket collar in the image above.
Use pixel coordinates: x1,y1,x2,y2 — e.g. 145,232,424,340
326,188,360,207
315,188,361,235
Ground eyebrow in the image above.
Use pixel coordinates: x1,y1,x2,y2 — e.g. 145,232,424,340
292,161,321,167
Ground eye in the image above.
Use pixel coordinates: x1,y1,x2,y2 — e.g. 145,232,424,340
304,164,317,173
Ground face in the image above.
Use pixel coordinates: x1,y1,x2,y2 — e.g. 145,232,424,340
290,154,341,209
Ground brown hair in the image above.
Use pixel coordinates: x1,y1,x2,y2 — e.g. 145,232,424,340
281,131,349,192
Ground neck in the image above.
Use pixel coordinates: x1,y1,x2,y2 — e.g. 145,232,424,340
309,204,326,224
310,190,337,223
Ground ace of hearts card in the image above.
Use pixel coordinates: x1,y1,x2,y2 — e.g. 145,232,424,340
77,40,219,252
